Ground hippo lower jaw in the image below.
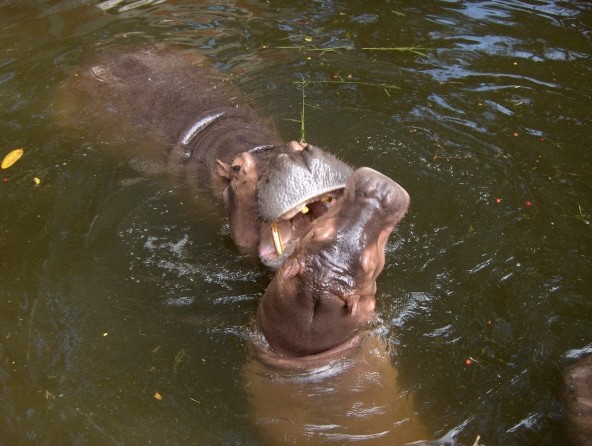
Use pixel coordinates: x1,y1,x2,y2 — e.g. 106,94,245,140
257,167,410,358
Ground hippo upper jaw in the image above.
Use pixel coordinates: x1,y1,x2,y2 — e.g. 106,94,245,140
257,167,410,357
256,143,353,222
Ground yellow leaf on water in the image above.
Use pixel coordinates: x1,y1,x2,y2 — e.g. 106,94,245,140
153,392,163,400
33,177,41,185
1,148,24,169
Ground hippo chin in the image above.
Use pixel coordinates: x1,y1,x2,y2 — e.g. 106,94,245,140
244,334,430,445
257,167,410,357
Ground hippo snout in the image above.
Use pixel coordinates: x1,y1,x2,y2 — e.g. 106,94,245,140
257,144,353,222
347,167,410,223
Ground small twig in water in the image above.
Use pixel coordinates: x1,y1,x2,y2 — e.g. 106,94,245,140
173,349,185,373
433,136,462,161
273,45,430,58
362,46,430,57
575,205,591,225
295,79,399,91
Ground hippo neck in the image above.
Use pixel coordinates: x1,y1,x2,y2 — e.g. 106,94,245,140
171,106,281,168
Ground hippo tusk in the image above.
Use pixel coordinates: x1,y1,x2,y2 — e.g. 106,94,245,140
271,221,284,255
301,205,309,214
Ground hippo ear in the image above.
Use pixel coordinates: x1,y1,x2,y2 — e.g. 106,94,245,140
216,159,232,180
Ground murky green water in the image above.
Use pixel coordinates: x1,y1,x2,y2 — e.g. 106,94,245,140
1,1,590,444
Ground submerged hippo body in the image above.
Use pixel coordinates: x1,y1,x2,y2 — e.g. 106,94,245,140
56,45,352,263
564,355,592,445
244,335,430,445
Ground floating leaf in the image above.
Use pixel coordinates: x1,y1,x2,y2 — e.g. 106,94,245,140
33,177,41,185
1,148,24,169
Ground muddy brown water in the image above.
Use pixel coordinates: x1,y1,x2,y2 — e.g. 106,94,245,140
1,1,591,445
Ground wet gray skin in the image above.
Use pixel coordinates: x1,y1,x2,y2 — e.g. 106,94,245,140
256,144,353,222
257,167,410,357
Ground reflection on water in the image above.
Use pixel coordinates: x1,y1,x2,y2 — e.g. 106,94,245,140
0,1,591,444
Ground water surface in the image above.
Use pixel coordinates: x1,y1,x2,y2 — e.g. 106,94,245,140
1,1,591,444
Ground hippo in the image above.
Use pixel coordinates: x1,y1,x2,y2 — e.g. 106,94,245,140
245,168,432,443
564,355,592,446
257,167,410,357
54,45,352,269
56,45,429,443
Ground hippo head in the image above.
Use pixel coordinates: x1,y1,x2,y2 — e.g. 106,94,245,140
217,141,353,268
257,167,410,357
256,143,353,270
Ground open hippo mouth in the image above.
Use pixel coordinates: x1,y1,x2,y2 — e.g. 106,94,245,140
256,144,353,270
257,167,410,357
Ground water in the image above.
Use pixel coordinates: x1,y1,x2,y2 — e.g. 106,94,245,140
1,1,591,444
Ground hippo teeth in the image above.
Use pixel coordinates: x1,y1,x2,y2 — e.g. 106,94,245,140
271,221,284,255
301,205,309,214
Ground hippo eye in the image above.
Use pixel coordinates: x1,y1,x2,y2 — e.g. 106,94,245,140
232,165,241,173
